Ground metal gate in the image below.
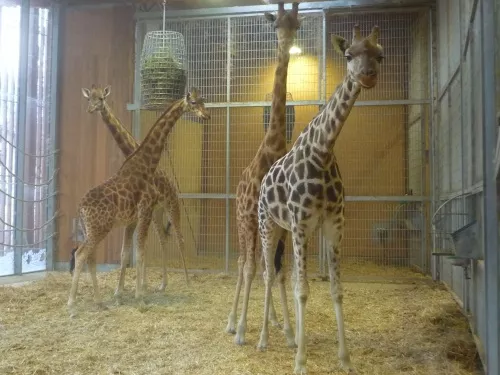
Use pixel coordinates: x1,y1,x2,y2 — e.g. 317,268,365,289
131,3,433,277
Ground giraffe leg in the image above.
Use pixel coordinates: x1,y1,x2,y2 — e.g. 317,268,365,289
87,248,107,310
67,243,91,318
256,213,280,351
275,234,296,348
323,222,356,374
115,223,136,304
262,251,282,330
168,200,189,286
234,225,257,346
292,258,300,347
135,207,153,305
291,226,310,375
226,215,246,335
152,207,169,291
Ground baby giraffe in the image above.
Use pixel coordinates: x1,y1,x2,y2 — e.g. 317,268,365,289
257,25,384,374
68,89,210,318
81,85,187,300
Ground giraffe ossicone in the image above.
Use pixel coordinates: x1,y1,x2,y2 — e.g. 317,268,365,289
257,24,384,375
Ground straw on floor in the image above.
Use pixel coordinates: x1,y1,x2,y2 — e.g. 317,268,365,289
0,265,481,375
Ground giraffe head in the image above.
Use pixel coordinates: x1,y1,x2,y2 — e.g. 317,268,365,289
331,24,385,89
264,2,302,51
182,87,211,120
81,84,110,113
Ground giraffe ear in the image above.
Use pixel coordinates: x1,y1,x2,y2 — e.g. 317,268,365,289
81,88,90,99
331,35,349,55
103,86,111,98
264,12,276,23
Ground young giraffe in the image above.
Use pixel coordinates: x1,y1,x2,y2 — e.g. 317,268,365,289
81,85,186,300
68,88,210,317
226,1,301,347
257,25,384,374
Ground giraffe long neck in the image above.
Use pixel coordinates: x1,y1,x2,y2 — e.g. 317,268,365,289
100,102,139,157
306,75,361,158
119,99,185,176
263,42,291,153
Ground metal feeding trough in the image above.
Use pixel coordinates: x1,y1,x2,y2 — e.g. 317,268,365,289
450,220,482,260
431,195,483,263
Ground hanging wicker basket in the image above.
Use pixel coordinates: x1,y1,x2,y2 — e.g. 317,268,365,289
140,31,187,110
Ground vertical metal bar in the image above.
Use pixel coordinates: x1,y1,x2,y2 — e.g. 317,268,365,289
459,0,466,197
132,21,144,141
129,20,145,267
319,10,327,276
14,0,31,275
45,3,61,271
419,103,426,271
429,6,438,280
481,0,499,372
458,0,470,315
225,16,231,274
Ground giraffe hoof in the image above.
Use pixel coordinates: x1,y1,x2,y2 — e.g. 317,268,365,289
284,328,296,348
68,308,78,319
226,314,236,334
271,320,282,329
234,334,246,346
256,343,267,352
157,284,167,292
340,360,356,374
294,366,307,375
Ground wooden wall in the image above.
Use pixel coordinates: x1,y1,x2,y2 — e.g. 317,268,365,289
56,6,135,264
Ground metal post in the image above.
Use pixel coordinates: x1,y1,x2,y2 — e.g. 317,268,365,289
428,6,439,281
13,0,31,275
225,16,231,274
319,10,328,276
419,103,427,271
127,20,145,267
458,0,470,314
46,3,62,271
481,0,499,373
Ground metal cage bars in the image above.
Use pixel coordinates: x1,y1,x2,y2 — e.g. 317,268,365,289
0,1,57,276
130,6,433,275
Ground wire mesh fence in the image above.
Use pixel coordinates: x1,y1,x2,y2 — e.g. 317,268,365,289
0,5,55,276
432,0,488,283
133,7,432,277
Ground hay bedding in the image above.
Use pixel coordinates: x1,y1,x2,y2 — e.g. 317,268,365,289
0,268,482,375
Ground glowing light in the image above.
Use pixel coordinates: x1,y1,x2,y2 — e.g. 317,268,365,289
289,45,302,55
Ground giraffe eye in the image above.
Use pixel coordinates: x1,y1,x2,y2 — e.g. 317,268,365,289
345,54,353,62
376,56,385,63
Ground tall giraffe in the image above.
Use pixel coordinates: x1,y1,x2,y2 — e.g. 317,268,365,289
81,85,186,300
226,1,301,347
257,25,384,374
68,88,210,317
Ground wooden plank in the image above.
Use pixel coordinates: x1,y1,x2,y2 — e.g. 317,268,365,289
56,6,135,264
